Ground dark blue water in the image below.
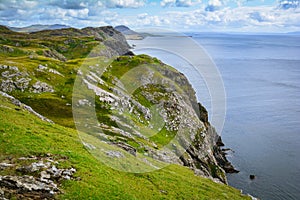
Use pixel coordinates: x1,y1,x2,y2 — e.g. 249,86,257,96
129,33,300,200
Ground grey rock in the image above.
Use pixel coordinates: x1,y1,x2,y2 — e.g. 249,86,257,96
14,77,31,92
0,163,14,170
0,64,8,70
43,49,67,62
40,171,51,180
17,161,50,173
77,99,92,107
0,188,8,200
0,155,78,199
112,142,136,156
83,142,96,150
0,65,32,92
106,151,124,158
0,80,16,92
38,64,48,70
247,194,259,200
31,81,54,93
0,175,58,196
48,68,63,76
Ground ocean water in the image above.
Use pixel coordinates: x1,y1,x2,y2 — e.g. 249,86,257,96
128,33,300,200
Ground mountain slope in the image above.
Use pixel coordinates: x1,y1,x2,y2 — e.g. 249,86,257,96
0,25,247,199
115,25,145,40
0,94,249,199
9,24,71,33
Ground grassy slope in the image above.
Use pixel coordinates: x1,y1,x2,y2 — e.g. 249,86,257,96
0,96,249,200
0,26,249,199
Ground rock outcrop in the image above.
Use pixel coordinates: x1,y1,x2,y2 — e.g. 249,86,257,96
0,155,77,200
75,55,236,183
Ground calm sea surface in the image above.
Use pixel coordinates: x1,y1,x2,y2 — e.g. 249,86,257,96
129,33,300,200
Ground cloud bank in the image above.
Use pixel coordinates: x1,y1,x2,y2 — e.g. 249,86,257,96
0,0,299,32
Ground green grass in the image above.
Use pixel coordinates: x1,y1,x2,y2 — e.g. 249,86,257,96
0,27,250,199
0,95,250,199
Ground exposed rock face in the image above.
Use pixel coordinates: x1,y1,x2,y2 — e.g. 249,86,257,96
43,49,67,62
31,81,54,93
0,65,31,93
0,155,77,200
76,55,235,183
82,26,132,57
0,64,57,94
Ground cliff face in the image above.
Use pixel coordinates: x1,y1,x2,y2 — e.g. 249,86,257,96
0,25,233,183
115,25,145,40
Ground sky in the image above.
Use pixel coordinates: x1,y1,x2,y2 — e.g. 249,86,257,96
0,0,299,32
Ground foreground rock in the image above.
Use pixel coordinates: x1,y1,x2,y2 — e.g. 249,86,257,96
0,155,77,199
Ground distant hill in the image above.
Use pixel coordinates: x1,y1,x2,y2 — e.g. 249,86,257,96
115,25,145,40
9,24,71,33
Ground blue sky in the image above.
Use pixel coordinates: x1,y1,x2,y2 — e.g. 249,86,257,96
0,0,299,32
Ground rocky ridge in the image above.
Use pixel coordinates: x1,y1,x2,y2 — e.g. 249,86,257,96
75,55,237,183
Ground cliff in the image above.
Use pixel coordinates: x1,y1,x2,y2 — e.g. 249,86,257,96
0,25,245,199
115,25,145,40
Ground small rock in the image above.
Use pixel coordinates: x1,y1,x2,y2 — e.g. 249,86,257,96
77,99,92,107
160,190,168,194
0,188,7,200
31,81,54,93
0,163,14,169
247,194,259,200
106,151,124,158
250,175,256,180
38,64,47,70
83,142,96,150
18,156,37,160
41,171,51,180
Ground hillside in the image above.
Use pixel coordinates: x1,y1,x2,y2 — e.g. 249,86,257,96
9,24,71,33
0,25,249,199
115,25,145,40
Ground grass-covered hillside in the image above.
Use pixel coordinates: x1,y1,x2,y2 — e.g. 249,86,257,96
0,25,250,199
0,95,249,199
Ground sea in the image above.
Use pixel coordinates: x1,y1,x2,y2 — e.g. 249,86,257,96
128,32,300,200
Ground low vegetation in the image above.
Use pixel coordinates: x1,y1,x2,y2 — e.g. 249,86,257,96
0,25,250,199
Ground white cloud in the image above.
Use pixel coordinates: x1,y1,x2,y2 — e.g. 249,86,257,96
134,5,300,32
138,13,149,19
208,0,222,7
106,0,146,8
278,0,300,9
66,8,89,19
0,0,299,32
205,0,223,12
160,0,201,7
